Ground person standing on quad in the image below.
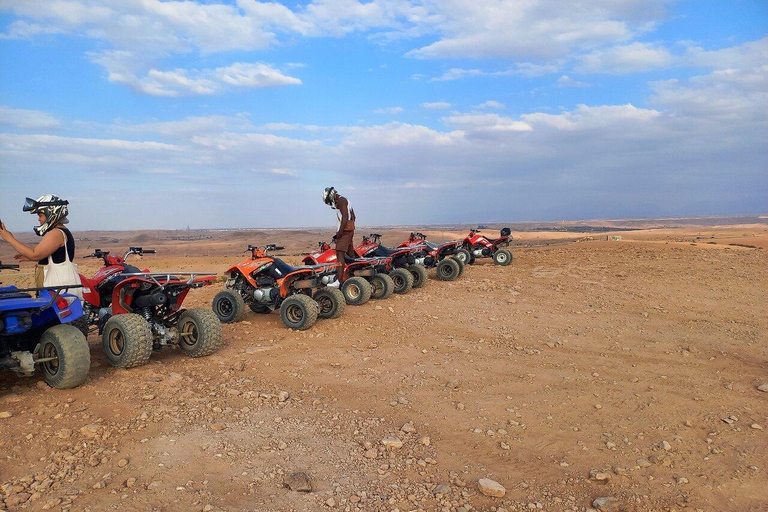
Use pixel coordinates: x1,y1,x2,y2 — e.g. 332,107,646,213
0,195,82,298
323,186,356,283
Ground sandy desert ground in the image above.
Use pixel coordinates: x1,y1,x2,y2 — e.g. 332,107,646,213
1,220,766,512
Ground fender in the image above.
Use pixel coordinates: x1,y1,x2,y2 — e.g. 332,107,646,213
279,268,319,297
78,273,102,308
226,258,271,289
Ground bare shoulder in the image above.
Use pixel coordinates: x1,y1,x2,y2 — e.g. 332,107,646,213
336,196,348,209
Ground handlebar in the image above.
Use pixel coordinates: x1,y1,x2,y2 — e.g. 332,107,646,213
83,248,108,259
368,233,382,242
84,247,156,263
0,262,21,271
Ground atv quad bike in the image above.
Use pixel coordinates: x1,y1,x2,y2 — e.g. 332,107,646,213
461,227,513,265
302,241,413,304
213,244,344,330
0,262,90,389
397,232,464,281
355,233,429,289
80,247,222,369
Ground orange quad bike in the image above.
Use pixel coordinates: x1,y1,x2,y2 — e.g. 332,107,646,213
212,244,344,330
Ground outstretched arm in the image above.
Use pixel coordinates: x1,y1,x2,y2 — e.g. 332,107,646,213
0,221,63,261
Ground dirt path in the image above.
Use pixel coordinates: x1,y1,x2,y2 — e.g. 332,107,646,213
1,237,767,512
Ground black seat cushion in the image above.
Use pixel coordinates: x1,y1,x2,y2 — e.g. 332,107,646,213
271,258,300,276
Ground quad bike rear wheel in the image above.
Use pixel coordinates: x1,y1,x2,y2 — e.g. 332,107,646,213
314,287,346,319
390,268,414,294
212,289,246,323
178,309,223,358
102,314,152,369
453,256,465,277
369,273,394,300
341,277,372,305
407,264,428,289
436,258,460,281
493,248,513,266
280,294,319,330
454,248,472,265
39,324,90,389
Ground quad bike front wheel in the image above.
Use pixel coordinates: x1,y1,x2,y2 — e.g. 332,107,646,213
454,248,472,265
407,264,428,289
102,314,153,369
493,248,513,266
280,294,319,330
314,287,346,319
390,268,414,294
178,309,223,358
39,324,91,389
369,273,394,300
212,289,246,323
436,258,460,281
341,277,372,305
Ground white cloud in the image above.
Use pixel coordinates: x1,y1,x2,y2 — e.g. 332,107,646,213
475,101,505,110
373,106,404,114
422,102,451,109
0,106,61,129
431,68,485,82
557,75,590,87
443,113,532,132
91,52,301,97
684,37,768,70
406,0,669,60
576,41,676,74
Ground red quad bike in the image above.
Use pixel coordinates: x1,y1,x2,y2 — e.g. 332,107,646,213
397,232,464,281
212,244,345,331
302,241,414,304
461,227,513,266
80,247,222,369
355,233,429,289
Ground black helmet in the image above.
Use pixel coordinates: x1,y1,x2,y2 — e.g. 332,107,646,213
23,195,69,236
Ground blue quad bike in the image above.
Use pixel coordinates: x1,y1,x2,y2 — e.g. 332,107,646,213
0,262,90,389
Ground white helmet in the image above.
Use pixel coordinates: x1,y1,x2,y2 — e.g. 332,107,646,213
23,195,69,236
322,186,337,209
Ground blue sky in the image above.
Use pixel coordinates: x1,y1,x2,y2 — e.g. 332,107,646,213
0,0,766,230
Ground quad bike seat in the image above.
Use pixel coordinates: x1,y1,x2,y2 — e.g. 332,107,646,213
271,258,302,276
373,245,403,257
424,241,440,250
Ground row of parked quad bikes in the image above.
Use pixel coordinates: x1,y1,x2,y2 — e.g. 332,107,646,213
1,228,513,390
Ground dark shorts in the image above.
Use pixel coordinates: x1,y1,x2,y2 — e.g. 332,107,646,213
335,231,355,253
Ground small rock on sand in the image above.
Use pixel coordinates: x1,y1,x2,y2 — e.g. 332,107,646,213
478,478,506,497
283,472,313,492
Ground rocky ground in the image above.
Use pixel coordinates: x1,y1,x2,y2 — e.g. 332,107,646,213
1,224,767,512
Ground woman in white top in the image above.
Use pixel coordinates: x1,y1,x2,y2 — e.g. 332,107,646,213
0,195,83,298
